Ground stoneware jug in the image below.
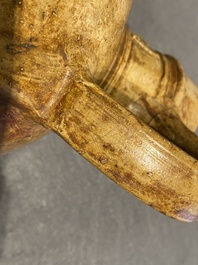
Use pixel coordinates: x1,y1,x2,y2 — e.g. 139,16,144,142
0,0,198,222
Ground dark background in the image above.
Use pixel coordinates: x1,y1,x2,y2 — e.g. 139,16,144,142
0,0,198,264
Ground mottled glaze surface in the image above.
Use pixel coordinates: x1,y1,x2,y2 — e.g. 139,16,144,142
0,0,198,221
0,0,132,150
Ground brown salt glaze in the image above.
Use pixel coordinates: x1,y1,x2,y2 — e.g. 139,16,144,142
0,0,198,221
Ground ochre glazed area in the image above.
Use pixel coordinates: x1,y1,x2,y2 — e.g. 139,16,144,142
0,0,132,150
0,1,198,222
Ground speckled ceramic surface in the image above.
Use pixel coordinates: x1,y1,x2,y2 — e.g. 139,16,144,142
0,0,198,264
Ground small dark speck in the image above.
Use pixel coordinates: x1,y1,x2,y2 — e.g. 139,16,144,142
13,0,23,5
99,156,108,164
52,11,57,16
147,172,153,177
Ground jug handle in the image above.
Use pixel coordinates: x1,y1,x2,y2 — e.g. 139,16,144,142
42,79,198,222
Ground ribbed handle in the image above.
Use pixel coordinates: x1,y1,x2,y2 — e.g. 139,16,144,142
100,30,198,158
